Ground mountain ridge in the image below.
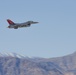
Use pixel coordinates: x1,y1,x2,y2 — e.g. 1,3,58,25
0,52,76,75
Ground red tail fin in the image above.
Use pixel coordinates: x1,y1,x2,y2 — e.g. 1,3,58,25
7,19,15,25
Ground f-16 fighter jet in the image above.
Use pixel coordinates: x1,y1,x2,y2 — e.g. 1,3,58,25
7,19,38,29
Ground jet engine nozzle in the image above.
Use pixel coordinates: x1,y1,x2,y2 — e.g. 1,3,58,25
7,26,11,28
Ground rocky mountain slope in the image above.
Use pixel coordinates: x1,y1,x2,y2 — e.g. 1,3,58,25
0,52,76,75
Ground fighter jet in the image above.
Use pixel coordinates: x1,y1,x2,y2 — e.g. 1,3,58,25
7,19,38,29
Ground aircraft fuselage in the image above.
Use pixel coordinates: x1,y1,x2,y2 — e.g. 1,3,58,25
7,19,38,29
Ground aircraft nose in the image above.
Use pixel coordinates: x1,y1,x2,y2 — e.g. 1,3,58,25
32,22,39,24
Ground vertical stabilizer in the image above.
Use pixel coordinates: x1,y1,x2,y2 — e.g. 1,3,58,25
7,19,15,25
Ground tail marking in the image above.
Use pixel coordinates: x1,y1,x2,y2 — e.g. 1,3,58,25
7,19,15,25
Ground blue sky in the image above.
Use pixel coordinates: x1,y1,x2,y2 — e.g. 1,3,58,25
0,0,76,58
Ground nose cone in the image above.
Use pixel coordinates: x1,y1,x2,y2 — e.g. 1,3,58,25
32,21,39,24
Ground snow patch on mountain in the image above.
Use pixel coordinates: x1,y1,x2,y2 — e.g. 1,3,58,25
0,52,28,58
